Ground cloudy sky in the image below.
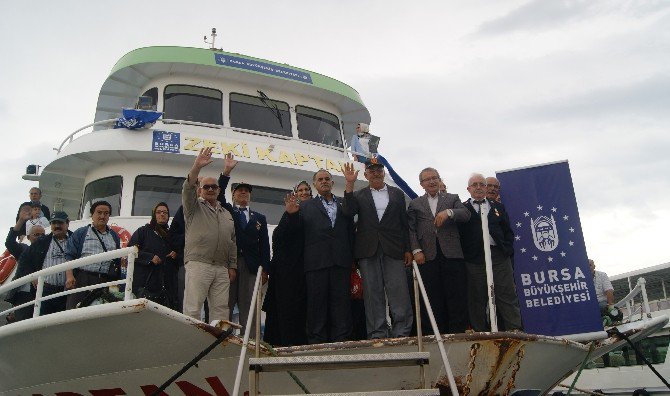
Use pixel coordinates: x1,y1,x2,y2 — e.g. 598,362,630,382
1,1,668,276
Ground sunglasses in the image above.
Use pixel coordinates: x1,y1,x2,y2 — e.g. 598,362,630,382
201,184,219,191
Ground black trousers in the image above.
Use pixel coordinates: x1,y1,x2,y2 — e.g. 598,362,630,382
417,242,469,334
66,270,110,310
41,284,66,316
305,266,352,344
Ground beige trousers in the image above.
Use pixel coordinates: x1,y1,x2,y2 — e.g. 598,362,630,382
183,260,230,322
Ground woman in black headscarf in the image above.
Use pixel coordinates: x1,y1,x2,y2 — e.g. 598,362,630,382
129,202,177,307
263,181,312,346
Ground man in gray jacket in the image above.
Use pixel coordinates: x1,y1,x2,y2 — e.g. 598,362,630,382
342,160,413,339
182,147,237,321
408,167,471,334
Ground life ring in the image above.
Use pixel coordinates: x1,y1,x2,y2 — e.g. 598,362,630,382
0,250,17,284
110,224,132,248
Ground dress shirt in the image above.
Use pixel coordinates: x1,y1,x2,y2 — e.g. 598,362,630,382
43,236,68,286
594,270,614,306
470,198,497,246
427,193,439,217
318,194,338,227
235,205,250,223
370,184,389,221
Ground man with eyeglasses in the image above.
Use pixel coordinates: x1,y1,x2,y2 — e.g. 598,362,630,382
459,173,522,332
181,147,237,322
485,176,502,203
408,167,471,334
15,212,72,317
342,159,413,339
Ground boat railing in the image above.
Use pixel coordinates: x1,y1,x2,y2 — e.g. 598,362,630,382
55,118,352,158
0,246,138,319
614,277,651,322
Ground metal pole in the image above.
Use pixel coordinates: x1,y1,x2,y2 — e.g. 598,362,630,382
232,266,263,396
33,276,44,318
639,278,651,320
413,269,425,388
254,271,263,394
124,248,137,301
480,205,498,332
413,262,459,396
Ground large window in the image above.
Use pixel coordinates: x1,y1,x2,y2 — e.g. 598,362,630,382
80,176,122,219
230,93,292,137
133,175,186,216
163,85,223,125
296,106,343,148
587,335,669,368
231,184,291,225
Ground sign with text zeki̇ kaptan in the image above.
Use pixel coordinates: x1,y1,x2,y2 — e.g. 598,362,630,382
497,161,602,336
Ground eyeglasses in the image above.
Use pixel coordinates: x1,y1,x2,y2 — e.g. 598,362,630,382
201,184,219,190
469,182,486,188
420,176,441,183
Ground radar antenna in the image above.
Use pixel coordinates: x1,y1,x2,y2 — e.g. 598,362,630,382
204,28,218,50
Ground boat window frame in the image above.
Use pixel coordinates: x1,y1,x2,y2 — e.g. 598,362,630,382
79,175,123,220
162,83,224,126
131,174,187,217
228,91,293,138
294,104,344,149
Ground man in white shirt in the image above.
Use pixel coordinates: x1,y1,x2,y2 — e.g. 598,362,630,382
589,259,614,309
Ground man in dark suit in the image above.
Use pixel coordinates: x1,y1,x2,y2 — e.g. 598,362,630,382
342,160,413,339
285,169,354,344
459,173,522,332
408,167,471,334
218,154,271,329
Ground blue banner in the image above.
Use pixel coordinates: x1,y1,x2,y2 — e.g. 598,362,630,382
214,54,313,84
497,161,602,336
152,130,180,153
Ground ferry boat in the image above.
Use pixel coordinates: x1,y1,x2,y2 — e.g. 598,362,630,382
0,43,666,396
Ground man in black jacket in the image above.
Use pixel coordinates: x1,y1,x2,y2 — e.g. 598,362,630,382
342,160,413,339
15,212,72,317
285,169,354,344
218,153,270,329
458,173,522,332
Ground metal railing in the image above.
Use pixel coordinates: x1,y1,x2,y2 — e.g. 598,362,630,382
614,277,651,322
0,246,138,319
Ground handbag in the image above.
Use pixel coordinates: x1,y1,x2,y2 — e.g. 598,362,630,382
91,226,121,280
350,263,363,300
137,267,171,307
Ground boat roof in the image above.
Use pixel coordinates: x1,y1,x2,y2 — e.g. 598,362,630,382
611,261,670,304
95,46,370,124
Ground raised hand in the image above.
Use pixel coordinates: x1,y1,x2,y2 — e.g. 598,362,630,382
284,192,300,214
222,152,238,176
342,162,359,183
193,147,214,170
18,206,32,222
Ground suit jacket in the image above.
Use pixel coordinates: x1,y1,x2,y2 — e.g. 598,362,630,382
407,193,470,260
288,195,354,272
458,198,515,265
218,174,271,274
342,185,410,260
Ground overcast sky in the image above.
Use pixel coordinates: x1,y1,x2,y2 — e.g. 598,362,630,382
1,1,668,276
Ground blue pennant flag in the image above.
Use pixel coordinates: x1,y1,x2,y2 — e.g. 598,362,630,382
497,161,602,336
114,109,163,130
376,154,418,199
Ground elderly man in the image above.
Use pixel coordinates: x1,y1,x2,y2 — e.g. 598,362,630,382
217,153,270,328
485,176,501,203
589,259,614,310
342,159,413,339
459,173,522,332
285,169,354,344
65,201,121,309
182,147,237,322
16,212,72,316
408,167,471,334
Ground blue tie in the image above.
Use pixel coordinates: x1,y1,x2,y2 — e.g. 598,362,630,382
239,207,248,228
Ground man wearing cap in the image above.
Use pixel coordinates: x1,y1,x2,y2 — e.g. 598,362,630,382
15,212,73,316
217,153,270,328
342,160,413,339
182,147,237,322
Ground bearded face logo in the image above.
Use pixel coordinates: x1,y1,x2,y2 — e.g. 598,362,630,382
531,215,558,252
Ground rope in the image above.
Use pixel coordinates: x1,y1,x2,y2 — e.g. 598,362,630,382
260,341,311,394
151,326,235,396
608,327,670,390
566,342,596,396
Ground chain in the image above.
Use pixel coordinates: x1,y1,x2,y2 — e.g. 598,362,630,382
504,345,525,396
463,342,481,396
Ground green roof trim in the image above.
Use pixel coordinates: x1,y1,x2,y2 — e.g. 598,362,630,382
108,46,364,105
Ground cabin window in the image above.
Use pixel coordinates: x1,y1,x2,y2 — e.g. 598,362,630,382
230,93,292,137
295,106,343,148
230,184,291,225
80,176,122,219
139,87,158,110
587,334,669,368
132,175,186,216
163,85,223,125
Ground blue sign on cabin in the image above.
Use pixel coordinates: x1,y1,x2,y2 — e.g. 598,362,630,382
214,54,313,84
497,161,602,336
152,131,180,153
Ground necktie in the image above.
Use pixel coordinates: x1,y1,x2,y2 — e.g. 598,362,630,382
239,207,248,227
473,200,485,204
